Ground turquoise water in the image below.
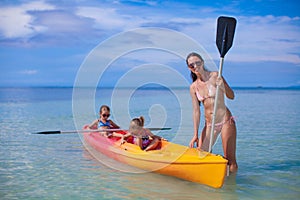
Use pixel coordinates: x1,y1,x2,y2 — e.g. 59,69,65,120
0,87,299,199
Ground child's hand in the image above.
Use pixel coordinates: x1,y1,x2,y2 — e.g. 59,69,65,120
120,137,126,145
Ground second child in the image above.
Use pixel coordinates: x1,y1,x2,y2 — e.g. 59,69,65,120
121,116,165,151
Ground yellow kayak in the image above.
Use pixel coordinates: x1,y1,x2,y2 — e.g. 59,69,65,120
83,128,228,188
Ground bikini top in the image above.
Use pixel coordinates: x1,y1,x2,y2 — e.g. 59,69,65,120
98,120,111,128
196,91,210,102
194,80,215,102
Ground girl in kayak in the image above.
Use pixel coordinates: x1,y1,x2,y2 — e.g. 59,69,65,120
121,116,164,151
186,52,238,172
87,105,120,137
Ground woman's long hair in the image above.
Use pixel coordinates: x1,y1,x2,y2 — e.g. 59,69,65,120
186,52,204,106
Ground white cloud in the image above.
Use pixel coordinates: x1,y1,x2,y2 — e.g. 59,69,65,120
0,1,299,65
168,15,300,64
20,70,38,75
75,6,142,30
116,0,158,6
0,1,55,38
229,15,300,64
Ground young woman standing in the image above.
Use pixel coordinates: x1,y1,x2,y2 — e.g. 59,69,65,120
186,52,238,172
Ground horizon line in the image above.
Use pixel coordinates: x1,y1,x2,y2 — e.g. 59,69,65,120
0,85,300,90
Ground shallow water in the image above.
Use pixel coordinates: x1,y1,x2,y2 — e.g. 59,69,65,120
0,87,299,199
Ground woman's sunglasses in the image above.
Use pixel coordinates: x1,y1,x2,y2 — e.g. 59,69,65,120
188,61,202,69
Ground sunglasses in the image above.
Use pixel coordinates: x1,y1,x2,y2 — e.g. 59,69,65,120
102,114,110,118
188,61,202,69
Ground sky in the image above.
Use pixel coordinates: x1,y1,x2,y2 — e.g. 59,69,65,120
0,0,300,88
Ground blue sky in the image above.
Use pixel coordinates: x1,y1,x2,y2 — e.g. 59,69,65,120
0,0,299,87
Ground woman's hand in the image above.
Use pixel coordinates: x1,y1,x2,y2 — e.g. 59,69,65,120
189,135,199,148
216,77,223,86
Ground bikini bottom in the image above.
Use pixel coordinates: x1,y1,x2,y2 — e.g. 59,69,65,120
207,116,236,134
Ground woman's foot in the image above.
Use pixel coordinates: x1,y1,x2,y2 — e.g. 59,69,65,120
229,163,238,173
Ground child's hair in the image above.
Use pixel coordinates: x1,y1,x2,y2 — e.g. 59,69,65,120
129,116,145,130
99,105,110,114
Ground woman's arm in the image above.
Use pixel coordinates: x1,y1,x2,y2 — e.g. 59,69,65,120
222,77,235,99
189,86,201,148
211,71,234,100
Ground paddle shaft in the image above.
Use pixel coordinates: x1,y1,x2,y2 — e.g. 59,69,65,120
34,127,171,134
208,57,224,153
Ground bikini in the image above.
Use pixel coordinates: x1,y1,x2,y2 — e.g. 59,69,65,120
141,136,151,150
207,116,236,133
194,83,235,133
98,120,113,137
98,120,111,128
132,130,151,150
196,91,211,102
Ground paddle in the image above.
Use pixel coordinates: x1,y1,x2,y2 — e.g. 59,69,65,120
208,16,237,153
33,127,171,134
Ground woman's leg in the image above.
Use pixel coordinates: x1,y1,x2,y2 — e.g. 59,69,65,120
221,119,238,172
198,125,207,149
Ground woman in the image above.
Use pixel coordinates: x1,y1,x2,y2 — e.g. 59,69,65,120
186,52,238,172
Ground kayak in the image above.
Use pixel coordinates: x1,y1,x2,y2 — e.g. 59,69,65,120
83,126,228,188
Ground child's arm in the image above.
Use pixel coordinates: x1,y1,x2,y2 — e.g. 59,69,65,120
109,120,120,129
115,132,131,144
87,119,99,129
145,129,166,140
113,132,128,138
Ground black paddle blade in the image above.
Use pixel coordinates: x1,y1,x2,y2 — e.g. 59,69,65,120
33,131,61,134
148,127,171,131
216,16,237,58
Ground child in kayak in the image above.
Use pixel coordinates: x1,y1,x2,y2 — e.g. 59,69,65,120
121,116,165,151
87,105,120,137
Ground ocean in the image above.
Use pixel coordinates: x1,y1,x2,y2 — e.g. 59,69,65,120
0,87,299,199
